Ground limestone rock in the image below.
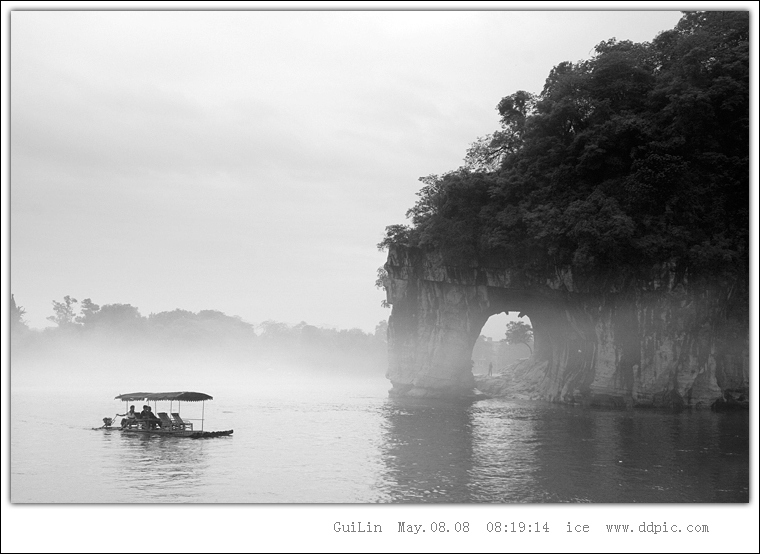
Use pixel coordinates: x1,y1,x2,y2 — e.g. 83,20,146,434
384,245,748,408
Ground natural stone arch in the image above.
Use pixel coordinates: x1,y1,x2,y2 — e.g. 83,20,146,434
383,245,748,407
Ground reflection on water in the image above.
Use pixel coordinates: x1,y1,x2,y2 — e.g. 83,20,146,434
379,398,475,502
11,383,749,503
524,407,750,502
378,398,749,503
106,431,209,500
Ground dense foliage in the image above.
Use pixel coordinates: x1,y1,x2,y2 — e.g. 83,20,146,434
380,12,749,282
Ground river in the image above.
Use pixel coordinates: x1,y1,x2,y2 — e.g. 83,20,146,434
11,373,748,504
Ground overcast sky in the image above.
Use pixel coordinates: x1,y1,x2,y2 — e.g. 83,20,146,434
9,9,686,334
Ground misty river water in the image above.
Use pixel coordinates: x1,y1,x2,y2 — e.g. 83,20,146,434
11,373,749,504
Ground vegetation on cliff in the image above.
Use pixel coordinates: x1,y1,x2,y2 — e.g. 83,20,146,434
379,12,748,284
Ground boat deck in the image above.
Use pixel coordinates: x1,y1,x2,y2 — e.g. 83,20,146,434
100,426,233,438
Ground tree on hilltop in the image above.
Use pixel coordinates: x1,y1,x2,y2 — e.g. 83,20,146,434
379,11,749,284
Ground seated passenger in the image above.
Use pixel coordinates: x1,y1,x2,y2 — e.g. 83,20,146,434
142,406,162,429
138,405,151,428
118,405,138,428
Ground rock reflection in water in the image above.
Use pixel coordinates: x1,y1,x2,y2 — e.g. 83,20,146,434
11,388,748,503
379,398,749,503
468,402,541,502
473,402,750,503
379,398,475,502
525,407,749,503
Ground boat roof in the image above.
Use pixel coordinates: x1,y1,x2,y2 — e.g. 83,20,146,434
115,391,213,402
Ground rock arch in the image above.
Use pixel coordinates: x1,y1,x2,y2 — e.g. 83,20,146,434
383,245,748,407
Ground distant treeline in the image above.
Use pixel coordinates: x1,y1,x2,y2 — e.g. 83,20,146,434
10,295,388,373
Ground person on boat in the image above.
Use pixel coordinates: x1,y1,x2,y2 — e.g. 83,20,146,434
138,405,151,429
141,405,162,429
117,405,138,428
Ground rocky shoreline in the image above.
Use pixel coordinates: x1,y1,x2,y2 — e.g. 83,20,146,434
473,360,749,411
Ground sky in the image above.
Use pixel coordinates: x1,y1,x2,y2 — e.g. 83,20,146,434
9,9,689,337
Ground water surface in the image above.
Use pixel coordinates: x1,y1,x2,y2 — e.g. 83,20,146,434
11,374,749,503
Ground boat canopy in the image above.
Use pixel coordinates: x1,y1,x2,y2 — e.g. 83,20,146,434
115,391,213,402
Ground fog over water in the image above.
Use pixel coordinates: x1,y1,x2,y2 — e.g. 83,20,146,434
12,346,384,404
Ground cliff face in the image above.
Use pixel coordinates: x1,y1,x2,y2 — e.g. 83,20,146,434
384,245,748,407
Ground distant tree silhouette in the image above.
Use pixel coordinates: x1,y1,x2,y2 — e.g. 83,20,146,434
374,320,388,343
89,303,143,330
505,321,533,355
47,296,78,328
75,298,101,325
11,294,28,334
22,296,386,373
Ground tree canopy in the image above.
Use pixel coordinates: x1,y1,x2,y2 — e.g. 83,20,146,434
46,295,79,328
380,12,748,284
504,321,534,354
